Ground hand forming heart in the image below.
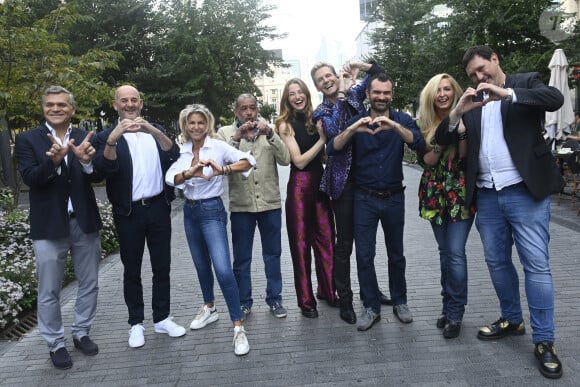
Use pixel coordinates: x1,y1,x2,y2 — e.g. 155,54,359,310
187,159,222,180
363,116,394,135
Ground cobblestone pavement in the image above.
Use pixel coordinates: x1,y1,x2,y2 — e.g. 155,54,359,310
1,164,579,386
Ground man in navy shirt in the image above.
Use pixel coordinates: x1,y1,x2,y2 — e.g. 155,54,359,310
328,73,425,331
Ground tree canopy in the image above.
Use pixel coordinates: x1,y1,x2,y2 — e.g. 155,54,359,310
369,0,579,113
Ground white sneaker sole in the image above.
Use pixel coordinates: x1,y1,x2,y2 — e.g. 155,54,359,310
190,312,219,330
154,327,186,337
235,344,250,356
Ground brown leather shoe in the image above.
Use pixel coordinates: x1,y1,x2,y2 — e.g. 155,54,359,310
477,317,525,341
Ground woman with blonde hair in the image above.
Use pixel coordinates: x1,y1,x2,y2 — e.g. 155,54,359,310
165,104,255,355
276,78,336,318
417,74,476,339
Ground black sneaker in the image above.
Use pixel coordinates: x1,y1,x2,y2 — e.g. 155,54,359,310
50,347,73,370
73,336,99,356
270,302,287,318
477,317,525,341
535,342,563,379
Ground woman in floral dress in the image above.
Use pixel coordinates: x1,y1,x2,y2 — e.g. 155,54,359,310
417,73,476,339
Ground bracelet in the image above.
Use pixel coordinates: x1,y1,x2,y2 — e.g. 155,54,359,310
458,131,468,141
106,141,117,147
181,170,188,180
432,144,441,154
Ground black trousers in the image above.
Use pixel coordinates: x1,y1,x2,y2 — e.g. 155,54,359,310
332,177,355,303
114,198,172,325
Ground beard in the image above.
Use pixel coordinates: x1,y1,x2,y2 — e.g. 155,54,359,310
370,98,390,114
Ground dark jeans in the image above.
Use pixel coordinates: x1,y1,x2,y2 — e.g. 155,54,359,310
354,189,407,314
332,178,354,303
114,199,172,325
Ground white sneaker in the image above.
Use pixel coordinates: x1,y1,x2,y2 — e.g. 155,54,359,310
233,325,250,356
190,305,219,330
154,316,186,337
128,324,145,348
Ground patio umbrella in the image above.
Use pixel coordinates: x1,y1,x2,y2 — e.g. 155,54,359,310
545,48,575,146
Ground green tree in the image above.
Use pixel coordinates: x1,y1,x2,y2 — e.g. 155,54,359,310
141,0,285,125
259,103,277,123
0,0,120,127
0,0,119,199
369,0,573,111
370,0,439,112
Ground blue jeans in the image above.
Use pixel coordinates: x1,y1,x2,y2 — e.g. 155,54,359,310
354,189,407,314
183,197,243,322
431,216,474,323
476,183,555,344
231,209,283,308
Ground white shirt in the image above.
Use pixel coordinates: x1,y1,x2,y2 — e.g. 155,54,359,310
477,92,522,190
123,131,164,201
46,123,93,214
165,137,256,200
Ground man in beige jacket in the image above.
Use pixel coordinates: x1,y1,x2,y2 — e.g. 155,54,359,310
217,94,291,319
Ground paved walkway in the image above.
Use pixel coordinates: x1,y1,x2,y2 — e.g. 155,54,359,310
1,164,579,386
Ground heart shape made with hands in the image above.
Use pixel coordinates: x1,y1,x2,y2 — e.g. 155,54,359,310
365,117,390,135
188,160,222,180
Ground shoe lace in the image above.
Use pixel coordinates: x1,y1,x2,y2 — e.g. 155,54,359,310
233,328,247,345
364,308,374,319
196,306,209,319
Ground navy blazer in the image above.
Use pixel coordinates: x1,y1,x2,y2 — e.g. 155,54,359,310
15,124,103,240
92,124,180,216
435,72,565,206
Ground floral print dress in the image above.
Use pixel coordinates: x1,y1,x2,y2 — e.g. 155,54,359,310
418,148,476,225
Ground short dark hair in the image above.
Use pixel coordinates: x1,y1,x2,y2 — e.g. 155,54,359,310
367,73,393,92
462,45,495,70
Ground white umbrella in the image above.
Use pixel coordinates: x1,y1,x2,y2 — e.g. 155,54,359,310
545,49,575,146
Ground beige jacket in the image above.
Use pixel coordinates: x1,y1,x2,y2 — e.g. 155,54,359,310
217,121,290,212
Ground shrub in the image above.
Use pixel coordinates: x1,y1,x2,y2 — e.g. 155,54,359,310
0,190,118,329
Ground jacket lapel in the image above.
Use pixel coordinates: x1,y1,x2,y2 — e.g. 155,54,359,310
500,75,513,129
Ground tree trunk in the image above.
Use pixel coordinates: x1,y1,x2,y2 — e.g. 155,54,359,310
0,116,20,206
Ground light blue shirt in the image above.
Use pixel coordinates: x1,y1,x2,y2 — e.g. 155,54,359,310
477,92,522,190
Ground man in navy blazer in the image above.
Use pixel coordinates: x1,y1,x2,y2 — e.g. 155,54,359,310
435,45,564,379
15,86,102,370
92,85,185,349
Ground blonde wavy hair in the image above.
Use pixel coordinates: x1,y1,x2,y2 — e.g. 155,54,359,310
418,73,462,150
275,78,315,137
179,104,217,142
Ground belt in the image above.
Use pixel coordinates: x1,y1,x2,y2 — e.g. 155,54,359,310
357,185,406,199
132,192,164,206
186,197,220,206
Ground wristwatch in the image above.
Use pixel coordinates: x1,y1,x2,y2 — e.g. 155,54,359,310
503,88,513,102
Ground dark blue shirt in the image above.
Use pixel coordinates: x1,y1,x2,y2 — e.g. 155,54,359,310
329,109,425,190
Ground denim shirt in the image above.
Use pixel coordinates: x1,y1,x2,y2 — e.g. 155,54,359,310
339,109,426,190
